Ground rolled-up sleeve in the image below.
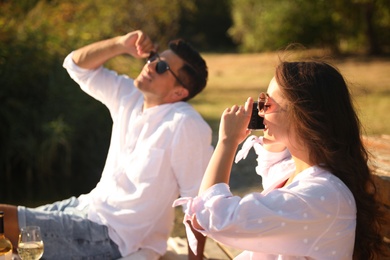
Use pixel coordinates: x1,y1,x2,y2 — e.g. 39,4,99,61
63,52,136,115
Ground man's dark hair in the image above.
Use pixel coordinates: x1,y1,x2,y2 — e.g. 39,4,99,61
169,39,208,101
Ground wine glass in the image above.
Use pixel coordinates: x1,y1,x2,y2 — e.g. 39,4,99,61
17,226,44,260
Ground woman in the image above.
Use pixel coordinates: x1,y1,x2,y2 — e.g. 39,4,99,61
174,60,387,259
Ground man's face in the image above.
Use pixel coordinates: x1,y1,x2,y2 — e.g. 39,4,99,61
134,50,189,106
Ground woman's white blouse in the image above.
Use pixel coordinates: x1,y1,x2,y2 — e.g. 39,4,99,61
174,136,356,260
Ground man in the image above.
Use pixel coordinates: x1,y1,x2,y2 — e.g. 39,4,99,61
0,30,213,259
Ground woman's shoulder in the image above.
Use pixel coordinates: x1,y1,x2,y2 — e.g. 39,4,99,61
289,166,356,214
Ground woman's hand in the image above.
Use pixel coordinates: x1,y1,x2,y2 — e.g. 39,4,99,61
219,97,253,146
198,97,253,194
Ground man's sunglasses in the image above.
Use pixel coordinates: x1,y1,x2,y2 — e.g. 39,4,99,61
147,52,188,89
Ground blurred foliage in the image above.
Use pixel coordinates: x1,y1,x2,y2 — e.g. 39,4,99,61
178,0,235,51
0,0,235,203
229,0,390,54
1,0,389,204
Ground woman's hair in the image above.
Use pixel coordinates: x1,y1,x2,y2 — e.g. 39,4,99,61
169,39,208,101
274,60,387,259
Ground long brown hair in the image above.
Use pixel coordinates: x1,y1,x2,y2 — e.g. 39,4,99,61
275,61,387,259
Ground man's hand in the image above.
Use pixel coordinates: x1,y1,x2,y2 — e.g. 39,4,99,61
72,30,154,69
118,30,154,59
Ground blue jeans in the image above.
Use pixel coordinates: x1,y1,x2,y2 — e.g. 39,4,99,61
18,197,122,260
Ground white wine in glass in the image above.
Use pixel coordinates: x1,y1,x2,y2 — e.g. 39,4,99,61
17,226,44,260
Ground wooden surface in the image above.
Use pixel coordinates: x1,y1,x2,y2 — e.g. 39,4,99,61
161,237,241,260
364,135,390,177
363,135,390,258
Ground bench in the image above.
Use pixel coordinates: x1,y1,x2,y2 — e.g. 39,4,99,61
161,237,240,260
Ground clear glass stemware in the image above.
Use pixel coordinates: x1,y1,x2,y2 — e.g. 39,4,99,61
17,226,44,260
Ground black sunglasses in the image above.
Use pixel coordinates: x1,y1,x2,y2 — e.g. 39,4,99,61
147,52,188,89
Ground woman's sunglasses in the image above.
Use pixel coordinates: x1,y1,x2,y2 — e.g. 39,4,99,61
147,52,188,89
257,92,286,115
257,92,270,115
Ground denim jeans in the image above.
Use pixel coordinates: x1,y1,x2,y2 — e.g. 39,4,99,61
18,197,122,260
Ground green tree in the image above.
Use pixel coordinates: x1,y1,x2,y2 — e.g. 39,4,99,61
331,0,390,55
0,0,215,203
0,0,189,200
228,0,390,54
178,0,235,51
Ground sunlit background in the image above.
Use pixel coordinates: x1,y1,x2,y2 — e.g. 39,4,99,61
1,0,389,210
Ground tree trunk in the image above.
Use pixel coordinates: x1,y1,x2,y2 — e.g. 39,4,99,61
364,1,382,55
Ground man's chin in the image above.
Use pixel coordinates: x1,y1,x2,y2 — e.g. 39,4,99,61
134,79,142,89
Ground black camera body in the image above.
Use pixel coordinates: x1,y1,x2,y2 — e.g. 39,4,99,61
248,101,265,130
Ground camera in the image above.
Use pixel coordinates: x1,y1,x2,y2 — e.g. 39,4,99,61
247,101,265,130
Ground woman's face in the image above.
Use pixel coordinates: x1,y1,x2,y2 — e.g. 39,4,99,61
261,77,293,149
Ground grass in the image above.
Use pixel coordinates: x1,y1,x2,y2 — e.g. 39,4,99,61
171,50,390,238
190,50,390,136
